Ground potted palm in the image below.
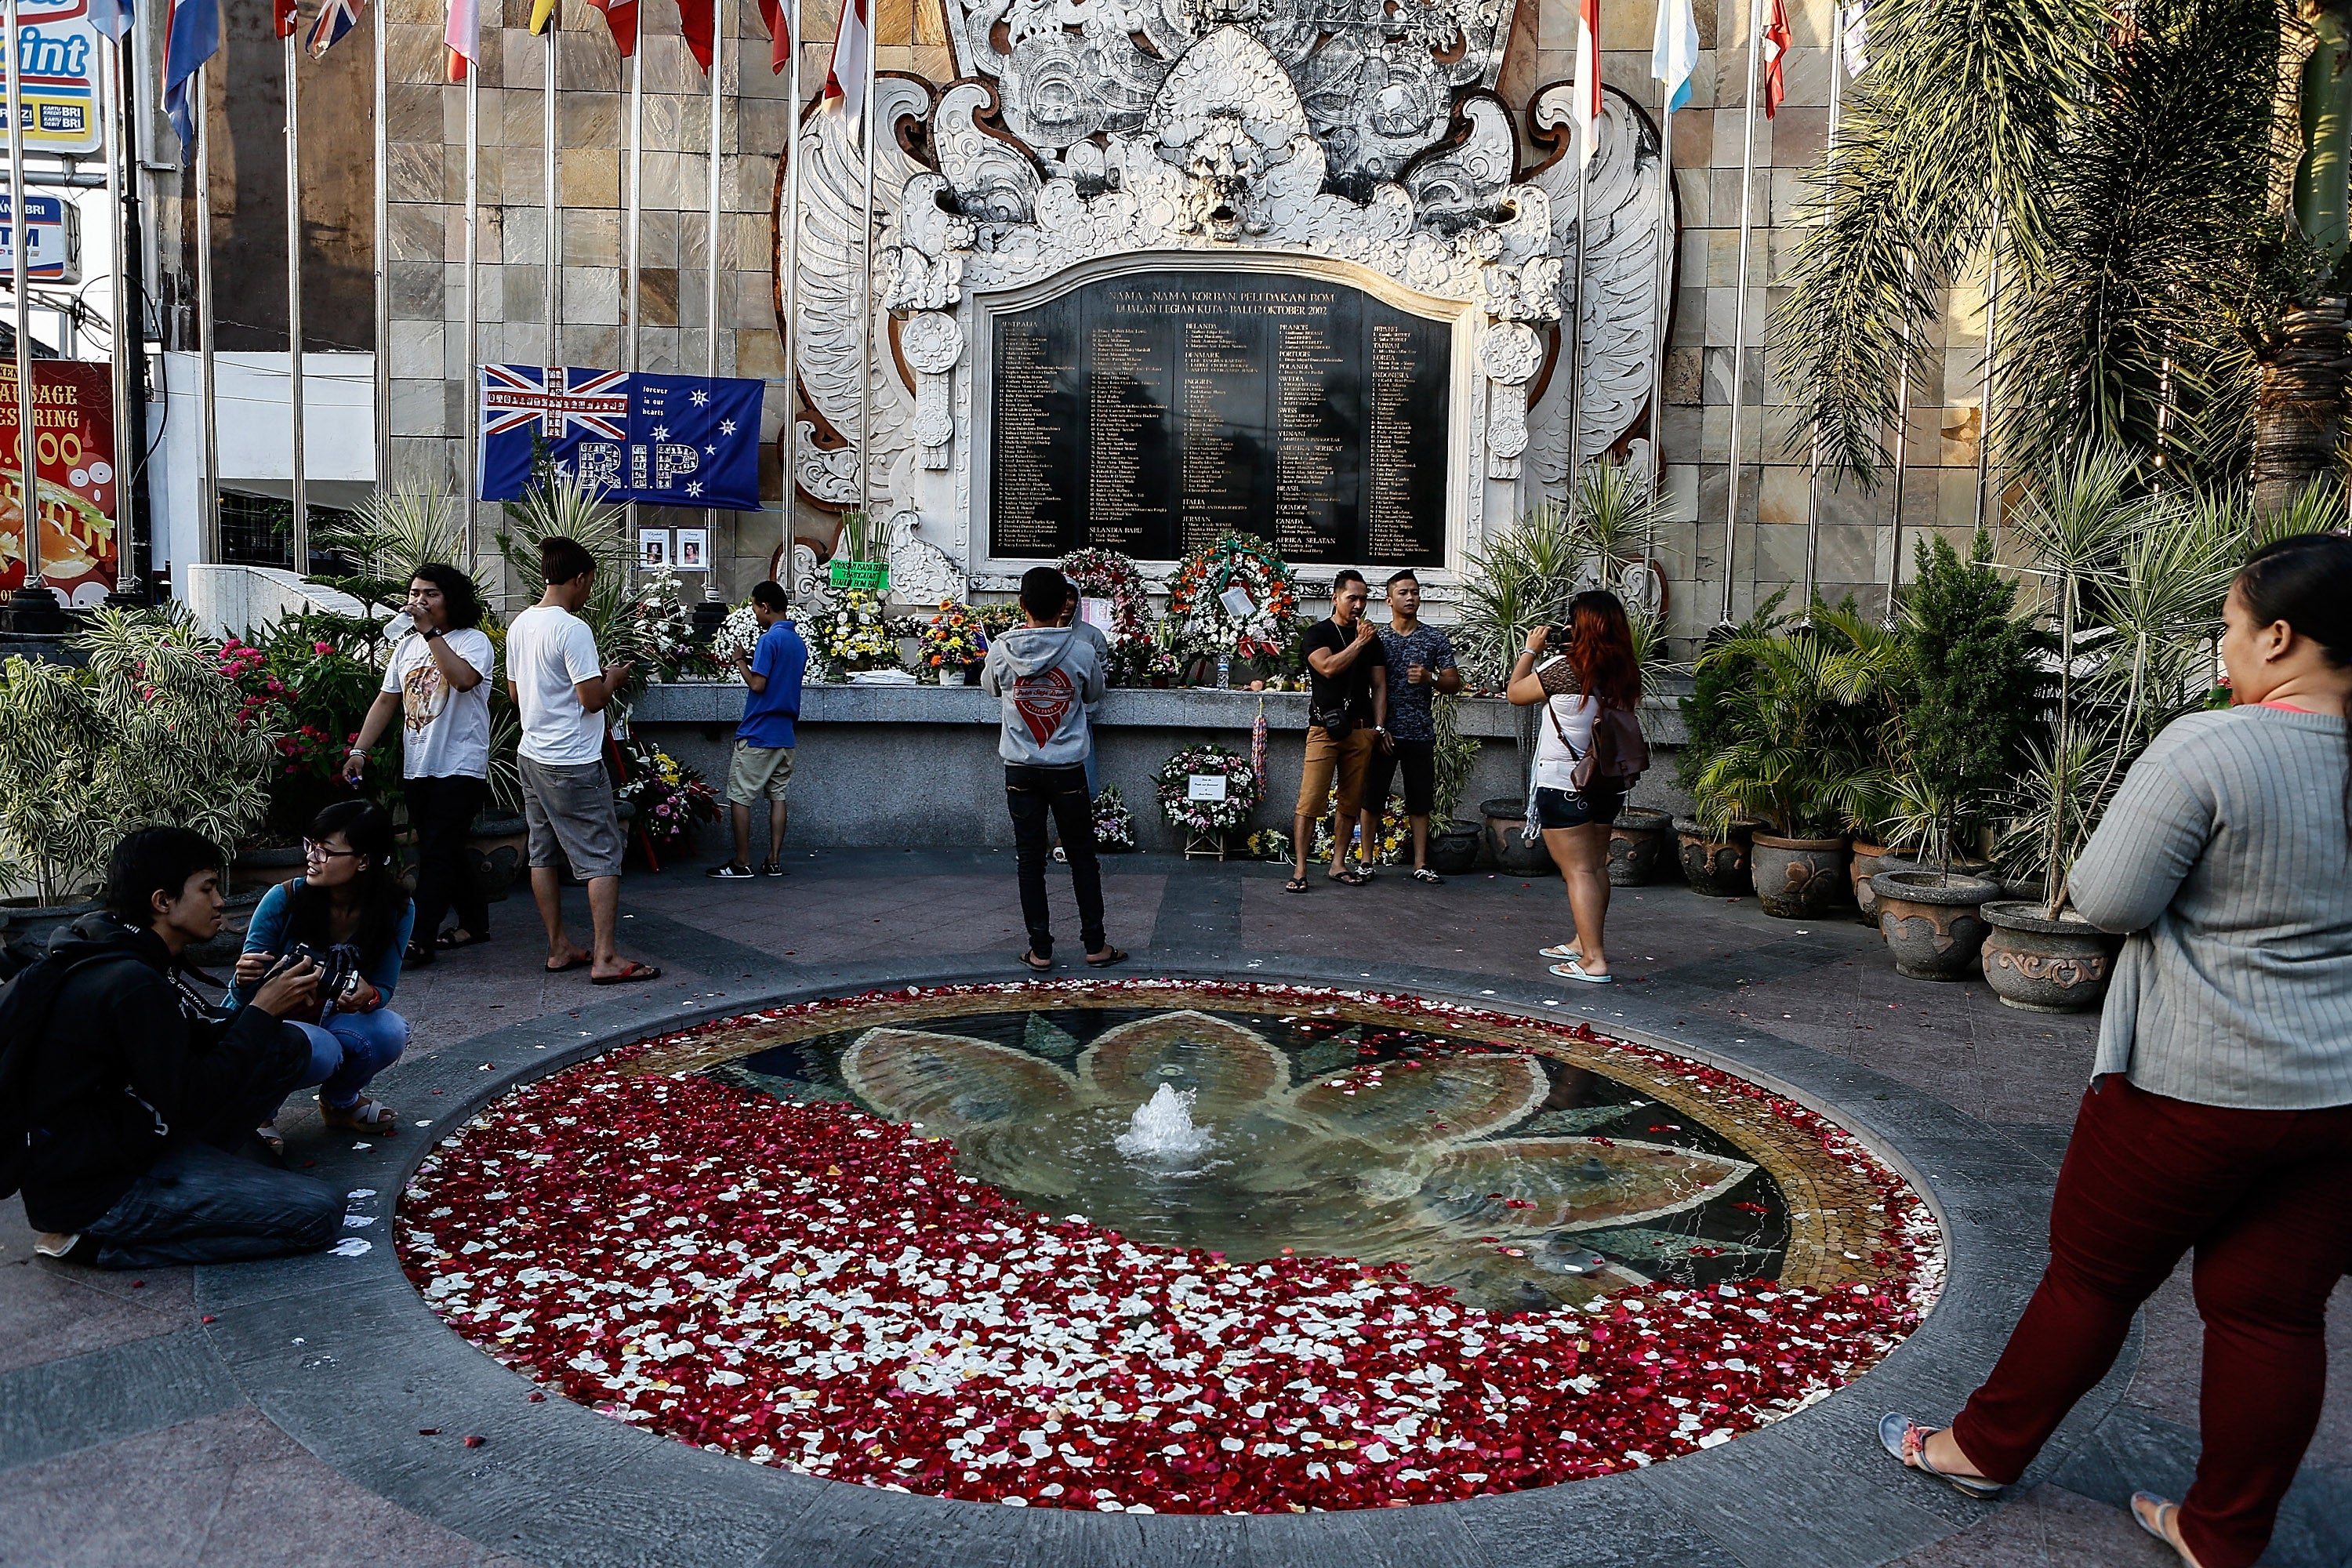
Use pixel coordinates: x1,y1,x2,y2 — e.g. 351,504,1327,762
1692,603,1894,917
1427,693,1486,875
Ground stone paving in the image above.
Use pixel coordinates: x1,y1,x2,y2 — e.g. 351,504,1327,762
2,849,2345,1567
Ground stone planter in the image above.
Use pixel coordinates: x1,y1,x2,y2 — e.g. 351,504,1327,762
466,811,530,904
2,898,100,946
230,842,304,893
1481,797,1553,877
1751,833,1852,919
1850,843,1914,925
1980,900,2122,1013
1606,808,1672,887
1428,823,1483,877
1674,817,1756,898
1871,869,2003,981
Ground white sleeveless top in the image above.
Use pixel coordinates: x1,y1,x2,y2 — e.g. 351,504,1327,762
1532,655,1598,791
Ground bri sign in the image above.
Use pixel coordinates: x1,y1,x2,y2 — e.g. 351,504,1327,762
2,0,99,158
475,364,766,511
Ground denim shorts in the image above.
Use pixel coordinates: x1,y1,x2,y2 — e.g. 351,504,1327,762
1534,783,1626,831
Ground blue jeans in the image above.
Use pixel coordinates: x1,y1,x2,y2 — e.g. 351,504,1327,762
287,1007,409,1112
81,1139,343,1270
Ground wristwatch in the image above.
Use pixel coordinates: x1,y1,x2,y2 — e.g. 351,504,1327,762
422,626,443,641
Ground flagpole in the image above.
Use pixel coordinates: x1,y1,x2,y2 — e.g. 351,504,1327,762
855,0,874,535
1567,141,1584,489
779,0,802,598
1976,201,2001,535
285,30,307,575
624,45,641,550
373,0,390,497
1802,8,1843,615
1886,255,1914,625
703,0,726,602
197,62,220,565
1719,0,1761,627
1646,74,1670,519
545,2,561,367
5,0,36,593
103,34,131,593
461,70,480,564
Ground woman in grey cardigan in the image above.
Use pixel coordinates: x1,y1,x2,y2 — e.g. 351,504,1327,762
1882,533,2352,1568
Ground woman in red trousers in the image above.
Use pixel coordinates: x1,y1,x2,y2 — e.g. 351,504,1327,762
1883,532,2352,1568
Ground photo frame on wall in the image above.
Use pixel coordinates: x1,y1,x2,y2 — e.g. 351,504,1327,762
639,529,673,570
675,527,709,571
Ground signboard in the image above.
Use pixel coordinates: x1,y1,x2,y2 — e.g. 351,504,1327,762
3,0,100,158
0,360,118,605
477,365,766,510
1185,774,1229,803
0,193,79,283
987,270,1452,568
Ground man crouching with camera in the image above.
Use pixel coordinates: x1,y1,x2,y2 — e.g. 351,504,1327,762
20,828,343,1270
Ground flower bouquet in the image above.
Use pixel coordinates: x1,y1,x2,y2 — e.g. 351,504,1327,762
614,737,719,853
1091,783,1138,851
815,588,902,674
1244,826,1294,862
1059,547,1153,682
622,567,720,683
976,601,1025,638
710,601,762,664
917,599,989,680
1311,786,1411,866
1155,742,1263,845
1165,532,1298,665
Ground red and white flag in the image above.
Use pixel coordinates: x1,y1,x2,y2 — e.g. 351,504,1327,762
273,0,299,38
674,0,713,73
822,0,868,133
757,0,787,74
1572,0,1601,166
445,0,478,79
587,0,638,56
1762,0,1791,118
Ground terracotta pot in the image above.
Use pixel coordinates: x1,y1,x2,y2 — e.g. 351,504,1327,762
1673,816,1757,897
1980,900,2122,1013
1751,833,1852,919
1606,807,1673,887
1481,797,1554,877
1872,869,2002,981
1428,824,1483,877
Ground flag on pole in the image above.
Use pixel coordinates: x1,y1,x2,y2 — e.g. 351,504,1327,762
306,0,365,56
1838,0,1869,77
1571,0,1600,166
822,0,867,128
161,0,220,150
1652,0,1697,113
676,0,713,72
587,0,637,54
445,0,479,79
1762,0,1791,118
87,0,135,42
757,0,787,74
272,0,296,37
529,0,555,32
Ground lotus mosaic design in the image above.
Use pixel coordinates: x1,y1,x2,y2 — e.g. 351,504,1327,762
837,1011,1757,1312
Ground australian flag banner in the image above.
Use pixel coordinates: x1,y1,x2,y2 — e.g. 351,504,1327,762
476,365,767,510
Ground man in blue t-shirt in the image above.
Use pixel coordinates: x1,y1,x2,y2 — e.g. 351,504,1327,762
707,581,808,880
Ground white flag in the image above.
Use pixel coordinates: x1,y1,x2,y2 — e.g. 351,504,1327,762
1839,1,1871,78
1574,0,1602,166
1653,0,1698,113
823,0,869,138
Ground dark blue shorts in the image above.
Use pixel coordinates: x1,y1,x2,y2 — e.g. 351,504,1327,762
1534,784,1626,831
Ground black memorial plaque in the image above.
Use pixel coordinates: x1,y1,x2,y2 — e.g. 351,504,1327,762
987,272,1450,566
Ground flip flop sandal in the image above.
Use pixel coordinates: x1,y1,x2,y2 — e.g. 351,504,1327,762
1017,950,1054,972
1327,869,1369,887
1282,878,1310,894
545,954,590,974
590,961,664,986
2132,1494,2206,1567
1549,959,1616,984
1878,1415,2003,1500
320,1098,398,1135
434,927,492,950
1085,946,1128,967
1410,868,1444,884
404,941,436,968
1539,944,1583,960
255,1123,286,1158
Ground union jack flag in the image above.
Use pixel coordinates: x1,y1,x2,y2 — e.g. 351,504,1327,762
481,365,631,441
307,0,366,56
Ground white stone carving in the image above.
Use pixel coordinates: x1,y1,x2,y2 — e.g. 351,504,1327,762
1479,321,1541,481
902,310,967,470
884,507,969,606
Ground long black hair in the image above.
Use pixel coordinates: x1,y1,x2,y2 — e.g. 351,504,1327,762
411,562,481,630
2235,532,2352,839
284,799,409,961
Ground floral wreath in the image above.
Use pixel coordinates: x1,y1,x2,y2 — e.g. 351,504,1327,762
1166,532,1298,659
1058,548,1153,677
1155,741,1264,833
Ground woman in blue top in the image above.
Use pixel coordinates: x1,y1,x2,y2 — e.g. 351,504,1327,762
231,800,416,1146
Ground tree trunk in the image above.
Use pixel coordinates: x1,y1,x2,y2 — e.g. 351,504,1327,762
2253,299,2351,517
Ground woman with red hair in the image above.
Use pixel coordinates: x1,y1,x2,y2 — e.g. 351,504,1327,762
1508,590,1643,984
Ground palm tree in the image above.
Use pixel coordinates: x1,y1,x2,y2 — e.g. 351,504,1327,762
1775,0,2347,501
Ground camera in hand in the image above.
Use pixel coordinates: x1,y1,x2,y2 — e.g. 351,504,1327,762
266,942,360,1002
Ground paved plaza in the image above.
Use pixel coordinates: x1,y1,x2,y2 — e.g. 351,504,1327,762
3,851,2346,1567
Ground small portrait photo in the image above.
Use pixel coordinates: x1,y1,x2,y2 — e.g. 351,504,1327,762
676,527,709,570
638,528,672,569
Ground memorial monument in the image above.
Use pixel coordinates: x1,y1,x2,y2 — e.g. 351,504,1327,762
778,0,1676,608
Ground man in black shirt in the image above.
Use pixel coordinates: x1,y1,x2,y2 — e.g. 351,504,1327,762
1287,569,1388,891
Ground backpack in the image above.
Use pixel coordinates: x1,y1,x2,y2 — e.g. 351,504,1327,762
0,940,140,1201
1546,695,1651,791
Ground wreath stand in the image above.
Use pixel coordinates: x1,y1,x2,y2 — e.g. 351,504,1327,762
1183,829,1232,862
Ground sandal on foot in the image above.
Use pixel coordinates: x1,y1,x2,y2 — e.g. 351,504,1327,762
320,1098,397,1135
1540,943,1583,960
1410,867,1444,884
545,953,590,974
1017,950,1054,972
434,927,491,951
2132,1494,2207,1568
404,941,436,968
1282,877,1310,894
1878,1415,2002,1500
1327,869,1369,887
1085,946,1128,968
590,961,663,986
255,1122,286,1158
1549,959,1615,985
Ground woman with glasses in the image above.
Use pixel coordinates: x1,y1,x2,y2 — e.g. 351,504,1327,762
229,800,416,1149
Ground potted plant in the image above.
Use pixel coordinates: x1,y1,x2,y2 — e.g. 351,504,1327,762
1608,806,1674,885
1426,691,1486,875
828,510,888,591
1692,603,1896,917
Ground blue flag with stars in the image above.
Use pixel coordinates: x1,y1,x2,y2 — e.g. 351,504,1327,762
476,365,768,510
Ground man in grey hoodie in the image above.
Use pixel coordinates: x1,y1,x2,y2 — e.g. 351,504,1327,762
982,566,1123,971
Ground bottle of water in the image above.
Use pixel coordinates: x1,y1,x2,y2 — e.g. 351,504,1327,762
1217,653,1232,689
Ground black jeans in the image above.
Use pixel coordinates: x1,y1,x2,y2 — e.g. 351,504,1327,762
405,774,490,943
1006,764,1105,960
82,1139,343,1269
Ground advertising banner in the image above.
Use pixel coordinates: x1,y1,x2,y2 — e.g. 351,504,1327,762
4,0,101,158
0,361,118,605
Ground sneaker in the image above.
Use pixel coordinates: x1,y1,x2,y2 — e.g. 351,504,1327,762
760,860,787,877
1051,846,1069,865
706,862,757,880
34,1232,80,1260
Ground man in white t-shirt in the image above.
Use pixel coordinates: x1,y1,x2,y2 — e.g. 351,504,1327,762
505,535,660,985
343,564,498,964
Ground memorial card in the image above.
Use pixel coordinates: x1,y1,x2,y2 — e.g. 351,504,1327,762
638,529,671,569
1186,775,1230,803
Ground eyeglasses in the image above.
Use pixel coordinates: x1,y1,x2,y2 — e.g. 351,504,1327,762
302,840,362,862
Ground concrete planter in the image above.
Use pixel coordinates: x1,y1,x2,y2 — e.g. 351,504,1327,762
466,812,530,904
1850,844,1914,925
1481,797,1553,877
1980,900,2122,1013
1751,833,1852,919
1606,808,1673,887
1871,869,2002,981
1428,824,1483,877
1674,817,1756,898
